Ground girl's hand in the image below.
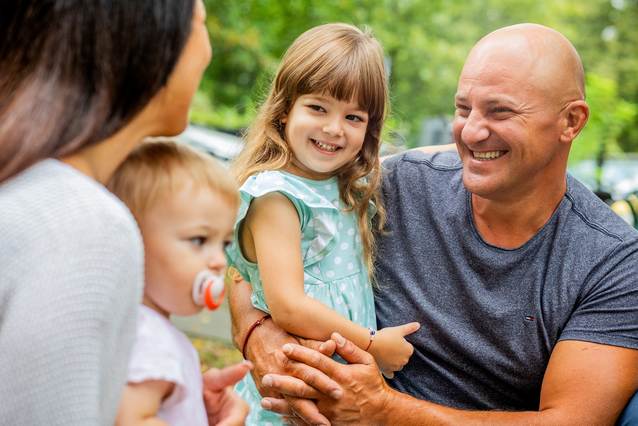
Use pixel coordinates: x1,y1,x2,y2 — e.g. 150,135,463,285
369,322,420,374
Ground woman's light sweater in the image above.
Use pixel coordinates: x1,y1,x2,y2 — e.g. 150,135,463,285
0,159,144,425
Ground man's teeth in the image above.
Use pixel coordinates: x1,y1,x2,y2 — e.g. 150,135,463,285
473,150,506,160
312,139,338,152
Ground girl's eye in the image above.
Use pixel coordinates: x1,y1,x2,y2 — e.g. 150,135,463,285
346,114,365,123
190,236,207,246
308,104,326,112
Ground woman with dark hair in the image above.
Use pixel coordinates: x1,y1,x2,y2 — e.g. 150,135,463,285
0,1,244,424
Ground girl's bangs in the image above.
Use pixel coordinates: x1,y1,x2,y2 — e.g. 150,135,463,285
295,51,385,120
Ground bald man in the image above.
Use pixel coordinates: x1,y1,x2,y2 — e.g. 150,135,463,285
229,24,638,424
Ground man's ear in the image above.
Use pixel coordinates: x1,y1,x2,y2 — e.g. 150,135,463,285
560,100,589,144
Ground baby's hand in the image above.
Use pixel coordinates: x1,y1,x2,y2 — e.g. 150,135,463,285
369,322,420,374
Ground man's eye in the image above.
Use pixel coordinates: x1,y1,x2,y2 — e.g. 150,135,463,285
455,105,470,116
190,236,206,246
492,107,512,114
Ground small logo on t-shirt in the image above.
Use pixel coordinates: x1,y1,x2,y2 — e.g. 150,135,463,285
524,315,535,321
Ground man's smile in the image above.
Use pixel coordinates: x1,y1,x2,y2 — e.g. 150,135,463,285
471,150,507,161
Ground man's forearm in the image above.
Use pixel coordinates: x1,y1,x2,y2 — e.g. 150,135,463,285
227,273,302,400
379,390,571,426
377,341,638,425
227,274,268,350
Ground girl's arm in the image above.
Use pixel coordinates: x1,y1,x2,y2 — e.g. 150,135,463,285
243,193,418,372
244,193,370,348
115,380,174,426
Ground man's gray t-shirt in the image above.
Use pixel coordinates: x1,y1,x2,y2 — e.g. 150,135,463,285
375,150,638,410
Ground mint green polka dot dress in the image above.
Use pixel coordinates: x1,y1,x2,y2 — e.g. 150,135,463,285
225,170,376,426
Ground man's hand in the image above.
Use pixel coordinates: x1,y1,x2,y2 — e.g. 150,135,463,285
245,319,337,425
202,361,252,426
243,318,300,397
261,332,392,425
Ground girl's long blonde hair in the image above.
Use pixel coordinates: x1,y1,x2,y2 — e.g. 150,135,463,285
232,23,388,276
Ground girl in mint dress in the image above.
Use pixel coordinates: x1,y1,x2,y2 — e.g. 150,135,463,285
226,23,420,425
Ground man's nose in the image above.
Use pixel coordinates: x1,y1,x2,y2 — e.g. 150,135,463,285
460,110,489,145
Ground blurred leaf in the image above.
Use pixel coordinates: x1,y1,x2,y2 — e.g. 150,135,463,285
571,73,638,163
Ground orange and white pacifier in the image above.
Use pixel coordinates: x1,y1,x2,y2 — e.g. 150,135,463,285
192,270,225,310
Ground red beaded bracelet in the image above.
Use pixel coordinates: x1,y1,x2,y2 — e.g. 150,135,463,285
241,314,271,359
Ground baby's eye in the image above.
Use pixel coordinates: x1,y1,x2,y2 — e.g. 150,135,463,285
189,236,207,246
223,239,232,249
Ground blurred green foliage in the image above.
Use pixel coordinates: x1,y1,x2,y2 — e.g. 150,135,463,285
573,74,637,163
197,0,638,159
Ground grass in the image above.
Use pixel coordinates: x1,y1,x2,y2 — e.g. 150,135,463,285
190,335,243,371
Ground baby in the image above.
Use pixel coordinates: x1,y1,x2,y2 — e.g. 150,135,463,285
109,140,248,425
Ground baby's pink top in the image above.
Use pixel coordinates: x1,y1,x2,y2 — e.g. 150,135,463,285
127,305,207,425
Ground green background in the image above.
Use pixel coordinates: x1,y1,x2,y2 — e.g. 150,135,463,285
195,0,638,164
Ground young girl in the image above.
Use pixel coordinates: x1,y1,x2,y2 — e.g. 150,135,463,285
109,141,250,426
226,23,420,425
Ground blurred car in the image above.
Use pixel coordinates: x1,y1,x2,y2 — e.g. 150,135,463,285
609,194,638,229
568,155,638,201
568,155,638,229
178,124,244,163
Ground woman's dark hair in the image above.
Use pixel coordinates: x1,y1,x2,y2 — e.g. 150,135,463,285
0,0,195,182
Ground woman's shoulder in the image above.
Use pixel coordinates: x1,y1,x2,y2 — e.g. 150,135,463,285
0,159,143,272
1,159,139,238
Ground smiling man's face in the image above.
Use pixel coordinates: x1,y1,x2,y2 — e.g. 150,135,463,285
452,33,571,201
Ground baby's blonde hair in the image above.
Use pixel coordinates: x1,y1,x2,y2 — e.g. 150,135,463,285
108,140,238,222
232,23,388,275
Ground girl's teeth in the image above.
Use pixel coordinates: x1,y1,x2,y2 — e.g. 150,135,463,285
312,139,338,152
473,150,505,160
